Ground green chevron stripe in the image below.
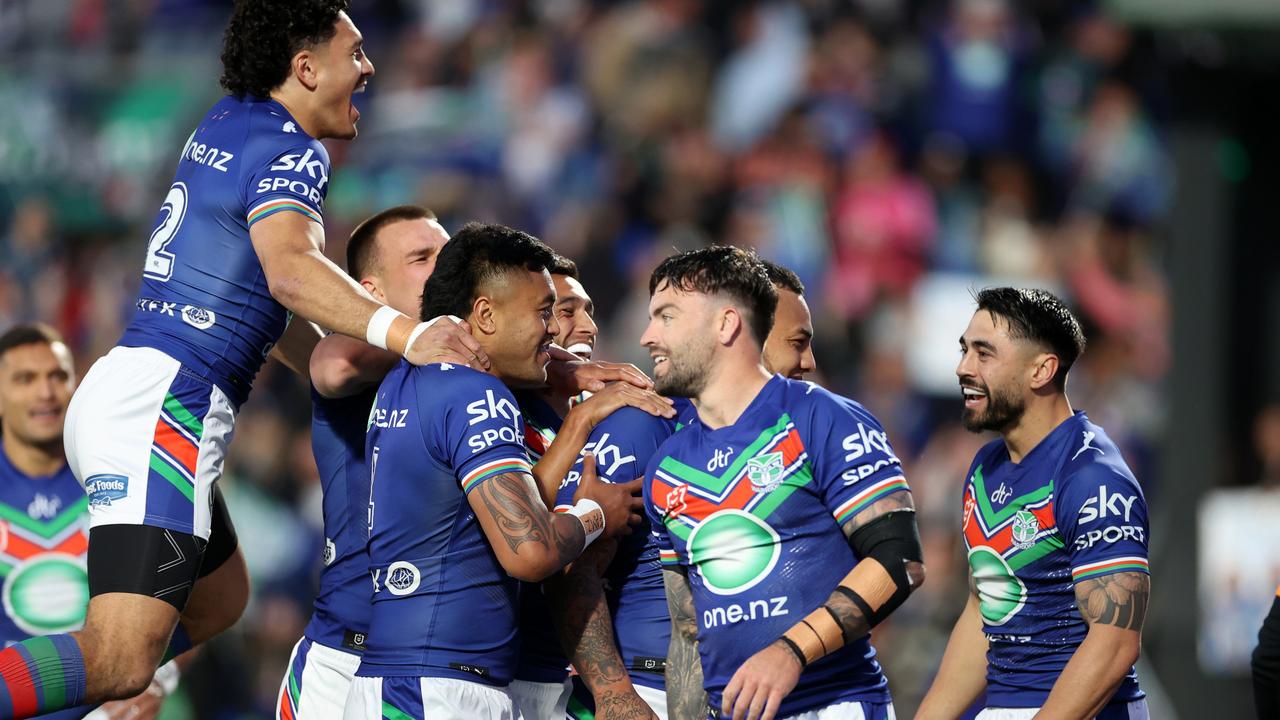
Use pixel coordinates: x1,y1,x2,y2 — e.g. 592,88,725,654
971,465,1054,527
0,496,89,539
657,414,793,493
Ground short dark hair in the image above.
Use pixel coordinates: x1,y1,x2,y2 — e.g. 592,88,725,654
548,254,579,279
975,287,1086,390
421,223,557,321
346,205,438,279
649,246,777,345
0,324,64,361
759,259,804,295
220,0,351,99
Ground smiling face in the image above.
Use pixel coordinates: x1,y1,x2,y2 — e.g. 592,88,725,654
640,280,717,398
551,274,597,359
0,341,75,451
480,268,561,389
362,217,450,317
310,11,374,140
762,288,815,380
955,309,1037,433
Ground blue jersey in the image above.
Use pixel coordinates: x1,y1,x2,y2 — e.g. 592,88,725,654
0,442,93,720
555,408,676,690
119,95,330,408
511,392,570,684
303,386,375,653
672,397,698,430
961,411,1147,708
358,363,532,686
644,376,906,715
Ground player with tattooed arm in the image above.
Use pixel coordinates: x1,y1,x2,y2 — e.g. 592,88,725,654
916,288,1151,720
642,246,925,720
345,224,650,719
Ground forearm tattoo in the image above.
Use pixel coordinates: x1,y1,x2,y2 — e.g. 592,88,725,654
476,472,583,565
665,567,708,719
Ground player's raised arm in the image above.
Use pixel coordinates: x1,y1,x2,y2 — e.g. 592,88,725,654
915,581,990,720
250,212,484,368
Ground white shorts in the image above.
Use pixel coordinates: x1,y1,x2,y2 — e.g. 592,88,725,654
344,676,515,720
64,346,235,540
777,699,896,720
635,684,668,720
977,699,1149,720
276,637,362,719
511,678,571,720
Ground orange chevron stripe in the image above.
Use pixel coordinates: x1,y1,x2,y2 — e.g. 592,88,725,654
153,417,198,476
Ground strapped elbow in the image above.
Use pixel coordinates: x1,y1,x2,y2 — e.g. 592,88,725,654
847,510,925,627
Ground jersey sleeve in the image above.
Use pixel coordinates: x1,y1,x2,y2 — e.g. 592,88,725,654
419,367,532,495
641,451,681,568
242,134,330,227
802,389,909,528
1055,462,1150,583
555,408,676,511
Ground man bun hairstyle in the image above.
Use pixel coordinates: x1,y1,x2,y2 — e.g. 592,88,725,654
975,287,1086,390
220,0,351,99
649,245,778,345
421,223,557,321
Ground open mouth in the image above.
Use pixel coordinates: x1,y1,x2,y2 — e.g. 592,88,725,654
566,342,593,360
651,353,670,374
29,407,62,422
961,385,987,409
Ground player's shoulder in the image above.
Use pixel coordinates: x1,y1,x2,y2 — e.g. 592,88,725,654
776,377,881,427
596,406,677,440
240,97,328,161
1057,416,1141,496
412,363,511,400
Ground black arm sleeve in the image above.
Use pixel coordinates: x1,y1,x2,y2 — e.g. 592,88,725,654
1254,593,1280,720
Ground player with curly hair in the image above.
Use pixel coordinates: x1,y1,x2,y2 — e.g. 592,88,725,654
0,2,491,717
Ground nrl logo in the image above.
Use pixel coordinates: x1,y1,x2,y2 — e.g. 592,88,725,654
1011,510,1040,550
746,452,786,494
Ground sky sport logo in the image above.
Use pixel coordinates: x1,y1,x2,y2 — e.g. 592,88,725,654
85,474,128,506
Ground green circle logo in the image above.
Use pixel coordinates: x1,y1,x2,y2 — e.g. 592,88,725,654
3,553,89,635
968,546,1027,626
688,510,780,595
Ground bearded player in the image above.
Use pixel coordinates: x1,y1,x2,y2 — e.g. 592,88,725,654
642,246,925,720
916,288,1150,720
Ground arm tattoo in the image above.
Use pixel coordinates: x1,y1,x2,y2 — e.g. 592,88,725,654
1074,571,1150,632
664,567,708,719
475,472,583,565
548,541,630,691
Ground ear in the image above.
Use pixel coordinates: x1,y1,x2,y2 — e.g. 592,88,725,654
716,307,743,346
360,278,386,304
472,295,497,335
1028,353,1060,392
291,48,320,92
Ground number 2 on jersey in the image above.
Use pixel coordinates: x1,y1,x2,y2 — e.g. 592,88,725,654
144,182,189,281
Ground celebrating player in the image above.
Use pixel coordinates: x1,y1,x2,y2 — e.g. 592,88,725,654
759,260,816,382
642,246,925,720
346,224,650,719
916,288,1151,720
0,325,195,719
0,1,490,715
275,206,451,718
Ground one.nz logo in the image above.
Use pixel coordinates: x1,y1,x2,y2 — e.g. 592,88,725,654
86,474,129,506
746,452,786,494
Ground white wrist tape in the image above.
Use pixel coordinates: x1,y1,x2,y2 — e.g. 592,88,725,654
153,659,181,696
404,314,464,357
365,305,402,351
566,498,605,550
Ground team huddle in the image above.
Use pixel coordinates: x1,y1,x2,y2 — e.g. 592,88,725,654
0,2,1153,720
